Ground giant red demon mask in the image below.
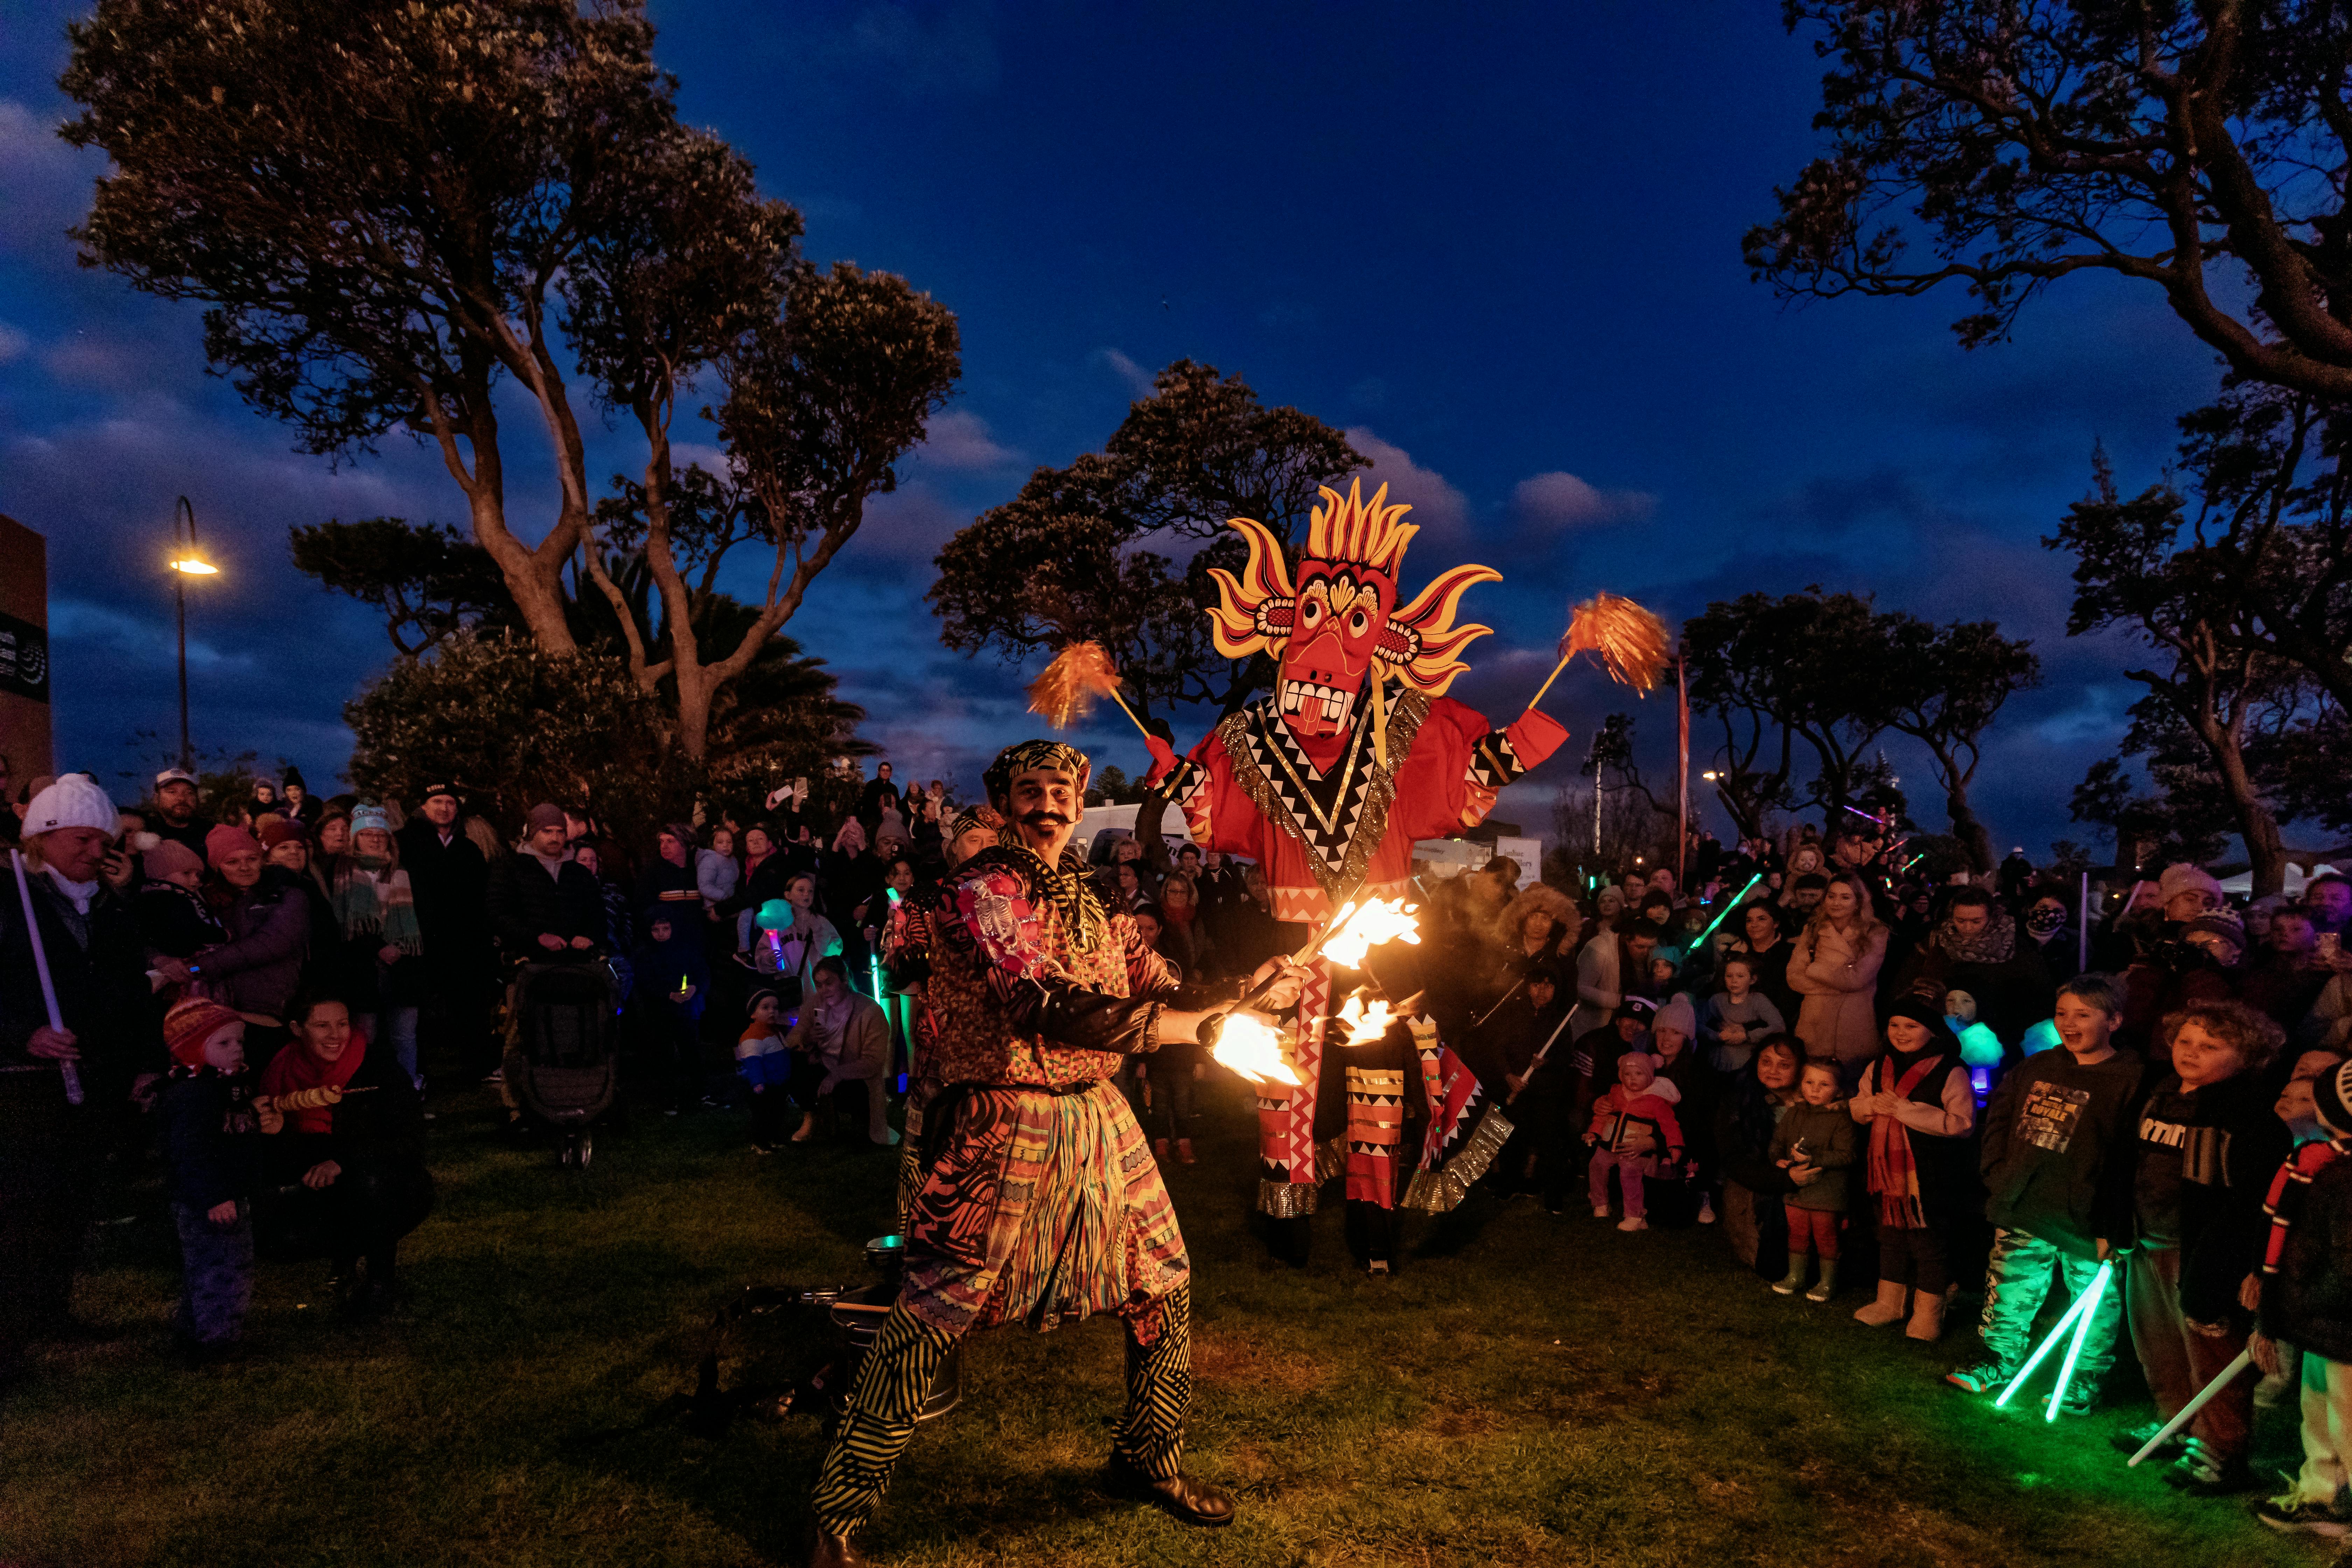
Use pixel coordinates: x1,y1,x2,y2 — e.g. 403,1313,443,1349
1206,479,1500,741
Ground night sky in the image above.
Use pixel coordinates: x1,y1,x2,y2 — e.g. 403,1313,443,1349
0,3,2236,858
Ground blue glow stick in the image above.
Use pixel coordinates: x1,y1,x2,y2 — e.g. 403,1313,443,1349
2043,1261,2113,1422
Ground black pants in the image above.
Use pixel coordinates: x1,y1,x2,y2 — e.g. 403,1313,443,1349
1876,1219,1949,1295
748,1083,793,1146
256,1160,435,1278
0,1081,100,1363
790,1056,872,1134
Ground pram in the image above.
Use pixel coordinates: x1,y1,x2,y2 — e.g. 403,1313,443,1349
503,960,621,1166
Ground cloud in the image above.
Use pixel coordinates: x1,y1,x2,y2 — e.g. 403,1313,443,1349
0,322,27,364
1341,426,1471,537
841,2,1000,96
0,97,100,268
916,408,1020,471
1510,470,1656,528
1094,348,1157,399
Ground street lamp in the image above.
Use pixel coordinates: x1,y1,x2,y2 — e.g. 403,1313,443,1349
169,496,218,770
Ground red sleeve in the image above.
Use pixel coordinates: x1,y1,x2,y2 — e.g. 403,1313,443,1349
1392,698,1570,842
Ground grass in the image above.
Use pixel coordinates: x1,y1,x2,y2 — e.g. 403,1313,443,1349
0,1076,2325,1568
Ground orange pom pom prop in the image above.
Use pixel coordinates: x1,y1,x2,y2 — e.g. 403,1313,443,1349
1528,593,1673,710
1026,641,1153,741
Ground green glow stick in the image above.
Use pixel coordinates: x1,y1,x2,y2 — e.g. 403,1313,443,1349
1991,1269,2102,1410
1689,873,1766,948
2042,1260,2113,1422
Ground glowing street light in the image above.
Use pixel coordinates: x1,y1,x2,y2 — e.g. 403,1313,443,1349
170,496,220,769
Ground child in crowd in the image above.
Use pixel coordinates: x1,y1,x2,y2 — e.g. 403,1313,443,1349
1947,974,2140,1411
2249,1049,2351,1413
1770,1060,1856,1301
630,913,708,1115
2250,1055,2352,1534
156,998,272,1366
2114,1001,2290,1495
1652,997,1715,1224
736,989,792,1153
1702,955,1786,1075
1586,1050,1684,1233
1851,997,1977,1342
135,838,227,965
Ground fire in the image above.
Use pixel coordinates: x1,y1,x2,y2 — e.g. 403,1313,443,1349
1322,896,1421,969
1334,990,1400,1047
1211,1012,1298,1086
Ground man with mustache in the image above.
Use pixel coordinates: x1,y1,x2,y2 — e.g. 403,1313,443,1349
806,739,1305,1566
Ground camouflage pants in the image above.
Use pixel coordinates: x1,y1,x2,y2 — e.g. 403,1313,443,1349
1977,1226,2118,1384
171,1200,253,1347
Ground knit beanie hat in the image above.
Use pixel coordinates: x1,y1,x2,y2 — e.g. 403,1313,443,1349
1886,993,1957,1044
746,988,778,1018
21,773,117,837
2158,862,2225,906
349,804,390,836
282,765,306,790
2315,1060,2352,1140
525,802,568,834
144,839,204,882
258,818,306,849
164,998,244,1069
2184,911,2248,950
1653,995,1698,1039
204,824,262,866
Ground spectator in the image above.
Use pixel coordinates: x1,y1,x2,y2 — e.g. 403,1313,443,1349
856,762,902,840
259,817,309,877
1894,886,2053,1060
722,822,791,952
136,839,227,963
629,912,707,1115
2310,874,2352,941
396,782,493,1080
145,767,213,859
1156,874,1211,979
750,870,842,1003
279,767,323,828
1,775,154,1378
1701,954,1787,1074
1569,916,1662,1043
2114,1000,2290,1495
1946,974,2139,1411
695,824,740,958
1584,1050,1683,1232
635,821,705,928
157,998,263,1365
329,806,425,1090
163,825,310,1068
1725,900,1799,1024
2242,906,2331,1037
2021,886,2083,987
1714,1036,1804,1275
2250,1056,2352,1533
735,989,792,1152
1791,874,1892,1084
1769,1060,1857,1302
572,844,634,975
785,957,895,1146
487,804,607,961
254,993,432,1317
1849,997,1977,1342
2118,902,2241,1060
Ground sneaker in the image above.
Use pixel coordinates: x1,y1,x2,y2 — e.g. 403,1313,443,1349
2252,1495,2351,1537
1697,1200,1716,1224
2110,1419,2185,1461
752,1142,774,1155
2054,1379,2100,1418
1592,1206,1612,1219
2165,1437,2254,1496
1616,1216,1648,1232
1944,1362,2014,1396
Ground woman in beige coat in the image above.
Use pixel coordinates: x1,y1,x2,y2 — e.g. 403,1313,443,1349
1789,875,1889,1084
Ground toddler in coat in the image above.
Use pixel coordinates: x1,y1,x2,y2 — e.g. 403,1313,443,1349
156,998,274,1364
1586,1051,1684,1233
1769,1060,1857,1301
735,988,792,1152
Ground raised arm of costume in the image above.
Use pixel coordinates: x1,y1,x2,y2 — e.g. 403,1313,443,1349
1394,698,1571,841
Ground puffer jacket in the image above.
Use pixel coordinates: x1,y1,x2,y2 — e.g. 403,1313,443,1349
198,868,312,1022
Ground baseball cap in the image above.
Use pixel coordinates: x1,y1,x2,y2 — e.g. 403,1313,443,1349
155,768,197,789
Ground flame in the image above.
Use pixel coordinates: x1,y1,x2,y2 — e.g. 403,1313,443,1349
1334,990,1401,1047
1211,1012,1298,1085
1561,593,1673,693
1322,896,1421,969
1026,641,1125,729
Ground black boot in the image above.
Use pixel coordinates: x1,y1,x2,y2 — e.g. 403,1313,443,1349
804,1522,864,1566
1106,1454,1237,1527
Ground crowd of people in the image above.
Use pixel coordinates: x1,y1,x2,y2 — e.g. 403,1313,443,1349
1401,822,2352,1532
13,752,2352,1538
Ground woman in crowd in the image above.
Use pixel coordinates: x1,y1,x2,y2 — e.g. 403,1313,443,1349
254,992,433,1317
724,821,792,953
783,957,895,1146
151,825,311,1069
1849,997,1976,1342
1791,874,1891,1083
1724,901,1798,1024
328,806,425,1089
1157,873,1212,979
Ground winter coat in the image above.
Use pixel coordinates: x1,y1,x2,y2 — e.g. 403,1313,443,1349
1979,1046,2142,1257
0,866,162,1098
694,848,740,909
1587,1084,1683,1161
1713,1071,1800,1202
135,881,227,961
1791,922,1890,1078
259,1043,429,1187
2261,1147,2352,1365
1769,1099,1858,1212
488,851,609,958
632,853,704,923
200,869,313,1022
1701,990,1787,1073
1895,906,2054,1055
1850,1046,1978,1228
1725,934,1800,1028
158,1070,261,1212
2129,1068,2290,1327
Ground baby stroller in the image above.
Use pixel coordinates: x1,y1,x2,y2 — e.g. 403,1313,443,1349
504,960,621,1166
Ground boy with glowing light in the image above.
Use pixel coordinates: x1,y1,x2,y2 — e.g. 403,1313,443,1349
1946,974,2140,1414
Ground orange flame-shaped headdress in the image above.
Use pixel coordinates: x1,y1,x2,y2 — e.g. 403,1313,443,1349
1204,478,1500,697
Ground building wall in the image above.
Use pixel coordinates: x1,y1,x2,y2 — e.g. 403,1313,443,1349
0,515,54,790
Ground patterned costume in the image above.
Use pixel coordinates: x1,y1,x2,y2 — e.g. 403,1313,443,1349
812,742,1252,1545
1145,481,1570,1248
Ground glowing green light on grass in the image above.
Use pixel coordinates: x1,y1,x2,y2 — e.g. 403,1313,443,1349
2043,1261,2112,1422
1990,1261,2112,1414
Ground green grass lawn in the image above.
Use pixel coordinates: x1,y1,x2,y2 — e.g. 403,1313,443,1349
0,1079,2326,1568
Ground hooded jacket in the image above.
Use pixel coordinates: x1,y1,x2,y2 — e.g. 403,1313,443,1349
2129,1068,2291,1326
1980,1045,2142,1257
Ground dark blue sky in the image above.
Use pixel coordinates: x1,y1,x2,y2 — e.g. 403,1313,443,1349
0,2,2241,856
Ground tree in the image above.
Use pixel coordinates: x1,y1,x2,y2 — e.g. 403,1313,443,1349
930,360,1363,721
62,0,956,761
2049,427,2334,893
1748,2,2352,402
1875,614,2040,873
2070,755,2233,874
289,517,515,654
1683,595,1804,837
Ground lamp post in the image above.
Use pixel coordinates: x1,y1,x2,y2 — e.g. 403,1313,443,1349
168,496,218,771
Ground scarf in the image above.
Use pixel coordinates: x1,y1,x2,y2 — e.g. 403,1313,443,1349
258,1035,367,1135
1864,1049,1955,1228
2264,1136,2352,1275
331,855,423,954
1937,904,2019,965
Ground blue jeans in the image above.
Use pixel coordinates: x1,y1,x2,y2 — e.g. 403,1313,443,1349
361,1008,422,1086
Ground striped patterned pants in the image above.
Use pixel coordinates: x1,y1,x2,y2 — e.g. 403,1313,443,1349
811,1282,1194,1538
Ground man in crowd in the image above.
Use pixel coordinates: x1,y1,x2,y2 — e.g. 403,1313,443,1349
487,804,607,960
805,739,1304,1565
396,782,494,1080
0,775,155,1382
2310,873,2352,942
145,768,213,859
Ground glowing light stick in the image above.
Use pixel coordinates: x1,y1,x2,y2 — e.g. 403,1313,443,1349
1690,873,1765,948
2127,1348,2255,1464
2043,1261,2112,1422
1210,1012,1297,1085
1991,1261,2112,1412
9,850,82,1105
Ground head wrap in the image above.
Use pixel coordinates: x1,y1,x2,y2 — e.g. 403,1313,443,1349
165,998,245,1070
204,824,263,867
22,773,118,838
947,800,1008,845
983,740,1091,807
